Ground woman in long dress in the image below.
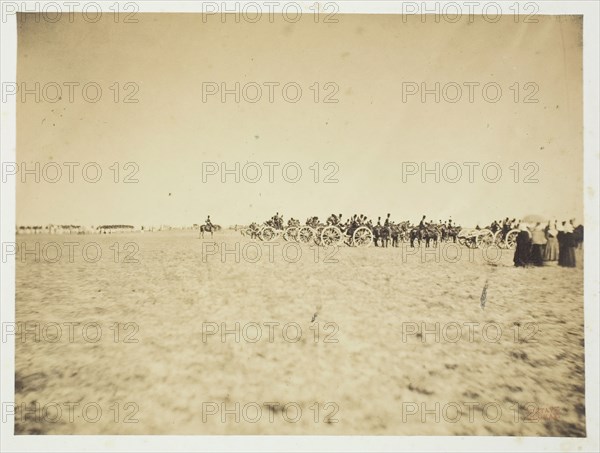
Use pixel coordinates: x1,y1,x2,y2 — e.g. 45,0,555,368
559,223,577,267
514,224,532,267
544,221,559,261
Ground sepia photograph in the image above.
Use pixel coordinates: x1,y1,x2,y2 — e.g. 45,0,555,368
1,1,599,452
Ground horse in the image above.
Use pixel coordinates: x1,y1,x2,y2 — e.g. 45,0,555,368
246,222,260,239
446,226,460,243
373,224,381,247
390,222,409,247
372,216,391,248
423,225,440,248
409,225,438,247
391,225,400,247
409,228,420,247
380,225,391,248
199,223,214,239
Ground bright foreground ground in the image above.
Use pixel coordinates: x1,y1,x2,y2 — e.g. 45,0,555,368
14,231,585,435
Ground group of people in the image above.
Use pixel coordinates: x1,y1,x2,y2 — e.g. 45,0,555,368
263,212,461,247
262,213,455,232
253,213,584,268
514,220,581,268
489,218,520,239
300,213,381,230
269,213,285,230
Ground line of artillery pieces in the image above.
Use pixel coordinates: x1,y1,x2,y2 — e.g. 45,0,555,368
236,222,519,249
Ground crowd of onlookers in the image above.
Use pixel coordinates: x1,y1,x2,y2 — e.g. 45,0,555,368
514,220,582,268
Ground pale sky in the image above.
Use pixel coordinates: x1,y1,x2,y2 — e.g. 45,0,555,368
16,14,583,227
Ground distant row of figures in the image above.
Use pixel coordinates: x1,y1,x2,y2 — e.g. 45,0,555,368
15,225,201,234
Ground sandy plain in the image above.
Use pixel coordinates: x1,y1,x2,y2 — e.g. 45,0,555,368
14,230,585,436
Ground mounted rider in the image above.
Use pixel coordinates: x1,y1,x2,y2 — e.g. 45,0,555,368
384,213,391,227
271,212,284,230
205,215,213,229
306,216,320,228
346,215,359,236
